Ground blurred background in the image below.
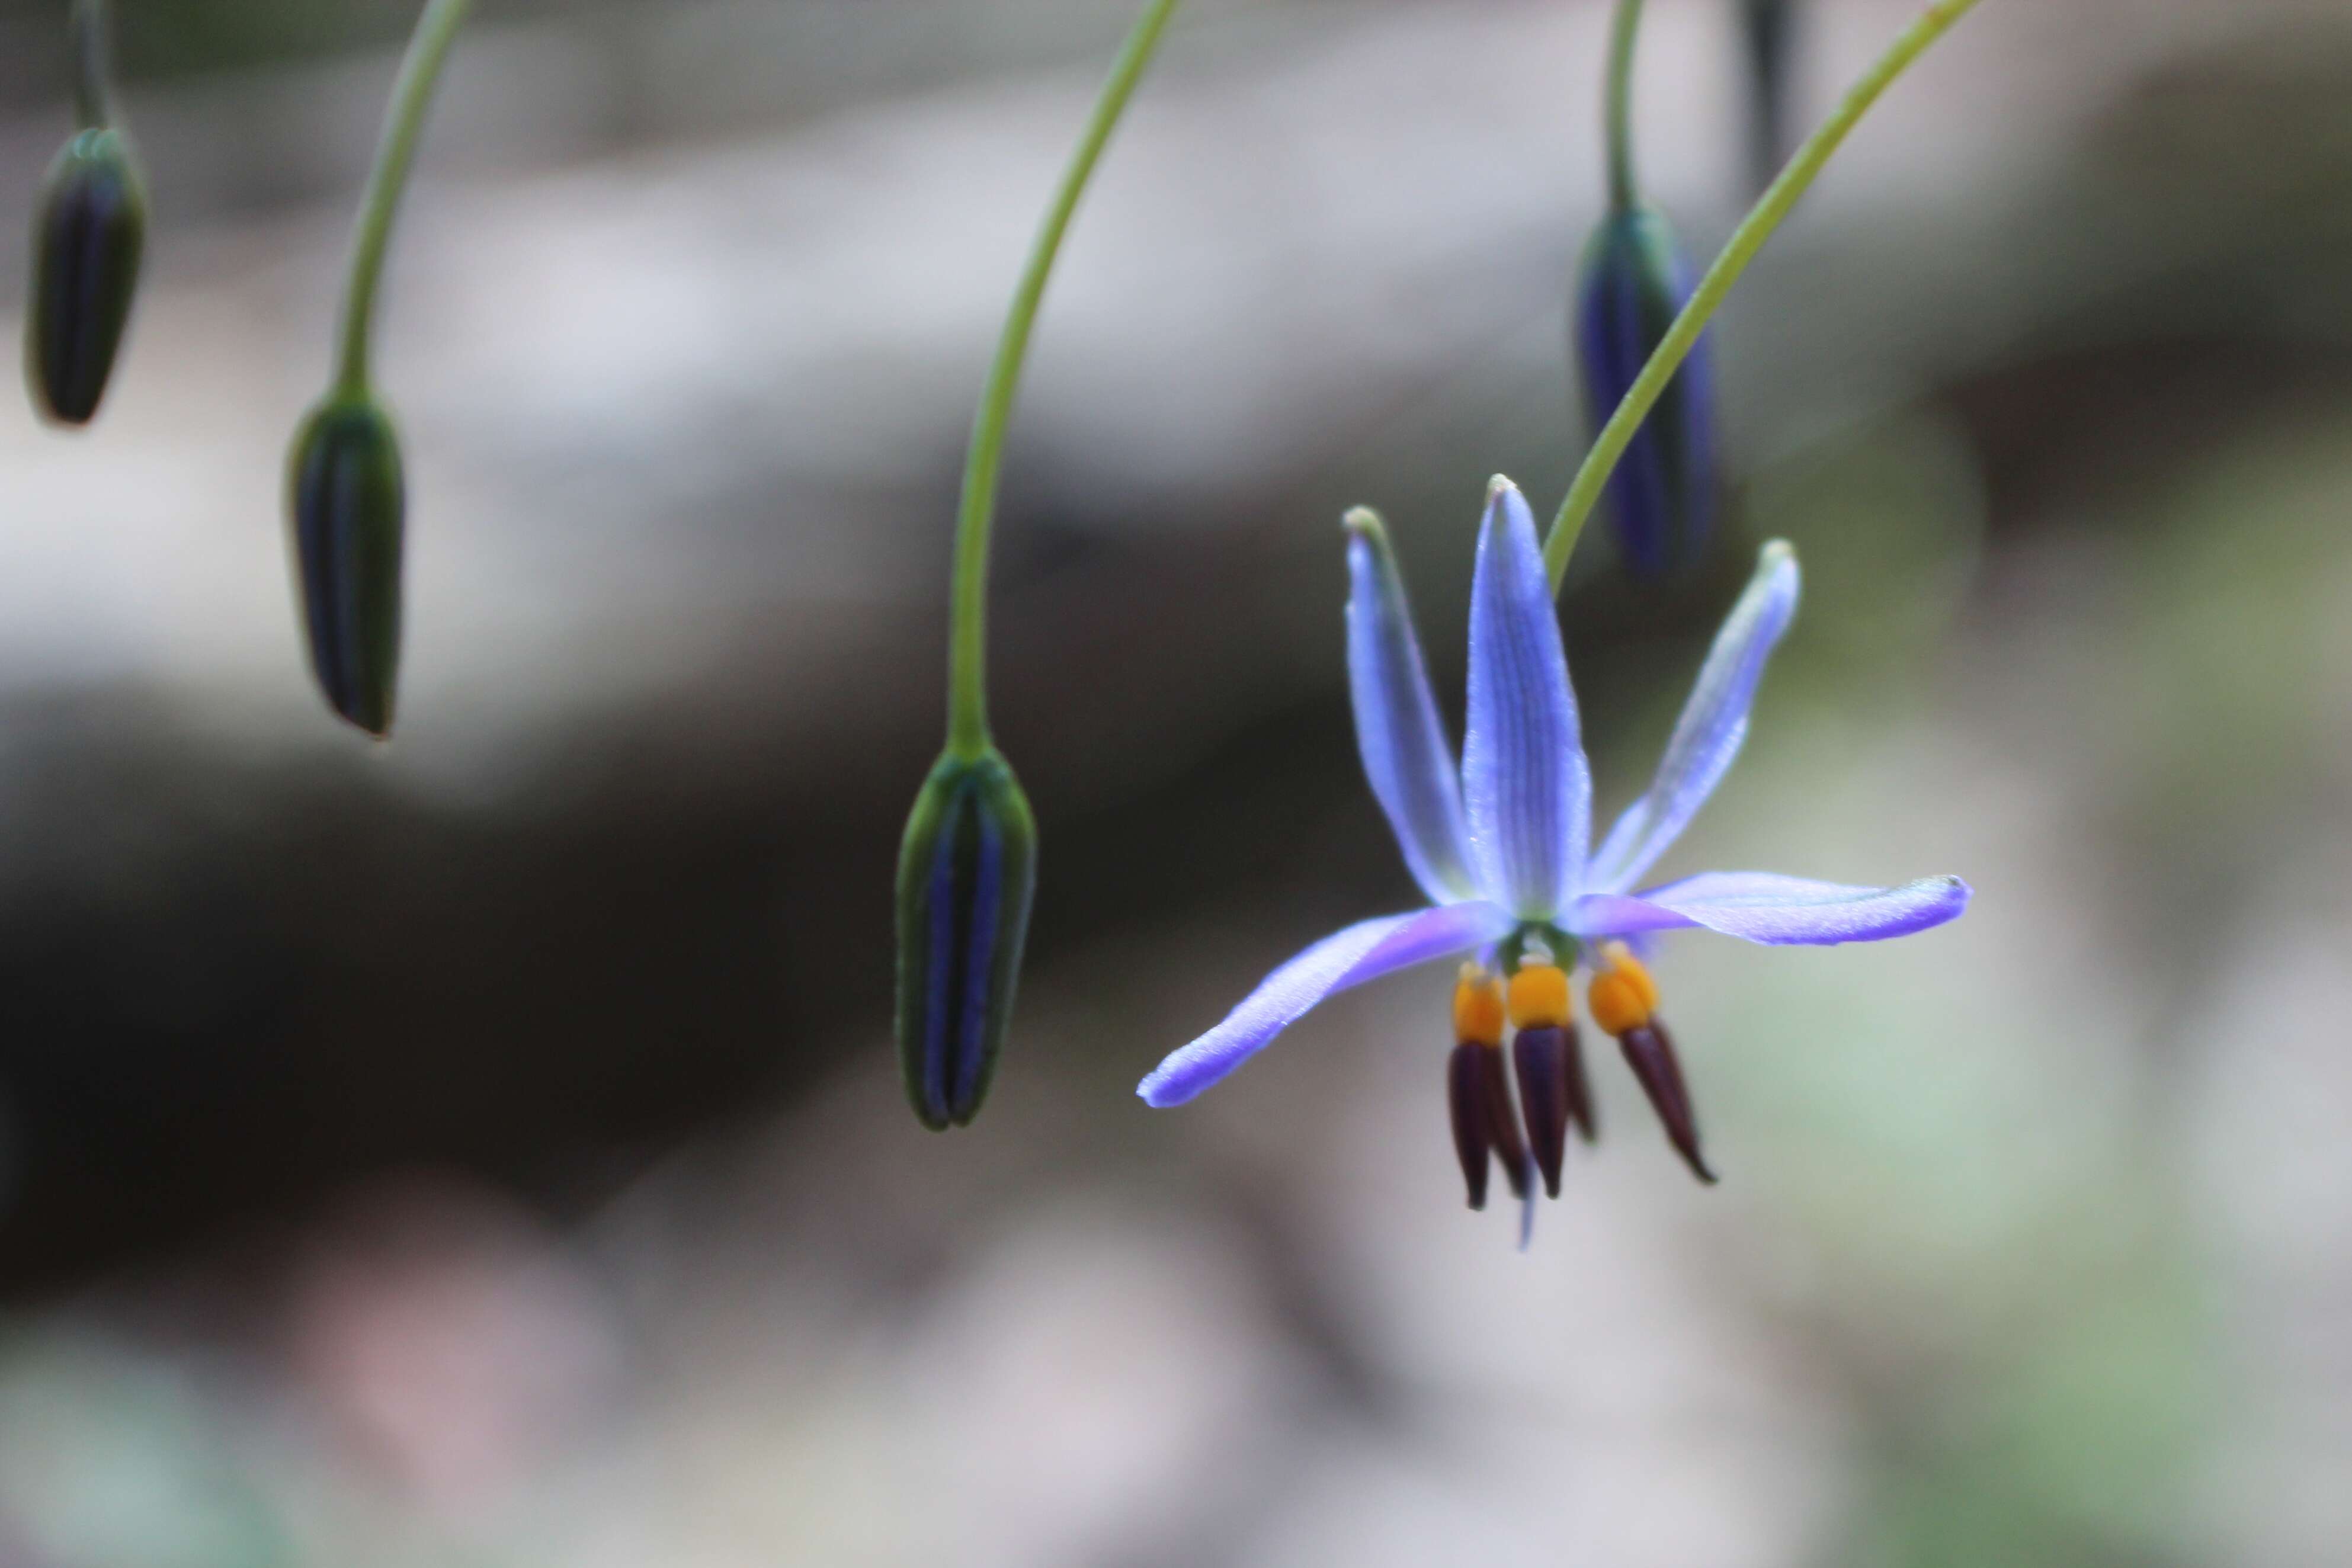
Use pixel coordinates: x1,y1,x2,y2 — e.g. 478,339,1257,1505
1,0,2348,1562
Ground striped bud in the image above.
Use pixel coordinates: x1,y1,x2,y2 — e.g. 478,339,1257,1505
25,127,146,426
895,748,1039,1130
1741,0,1799,198
1574,203,1717,578
287,395,405,737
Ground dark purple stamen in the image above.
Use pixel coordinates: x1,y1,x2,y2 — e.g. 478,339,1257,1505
1478,1044,1532,1203
1563,1025,1598,1146
1619,1020,1716,1184
1512,1025,1575,1198
1447,1043,1492,1210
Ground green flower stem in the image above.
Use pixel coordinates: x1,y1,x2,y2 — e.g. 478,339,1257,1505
1603,0,1644,211
946,0,1183,759
1543,0,1982,592
334,0,473,398
69,0,111,131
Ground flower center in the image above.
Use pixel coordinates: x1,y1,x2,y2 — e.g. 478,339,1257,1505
1495,922,1578,979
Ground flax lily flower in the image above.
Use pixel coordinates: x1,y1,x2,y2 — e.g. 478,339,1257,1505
1137,477,1968,1204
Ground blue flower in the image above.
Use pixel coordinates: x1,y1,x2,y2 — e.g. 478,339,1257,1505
1137,477,1968,1203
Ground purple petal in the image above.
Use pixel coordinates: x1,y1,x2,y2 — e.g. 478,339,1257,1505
1571,871,1970,945
1137,901,1515,1108
1345,511,1478,903
1589,541,1800,893
1461,478,1590,918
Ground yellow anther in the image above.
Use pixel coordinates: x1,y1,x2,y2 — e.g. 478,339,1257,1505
1507,963,1570,1030
1588,942,1659,1037
1601,942,1659,1009
1452,963,1505,1047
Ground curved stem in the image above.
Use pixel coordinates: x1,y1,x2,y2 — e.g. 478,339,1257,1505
1603,0,1643,211
946,0,1183,758
1544,0,1982,592
333,0,474,397
69,0,110,131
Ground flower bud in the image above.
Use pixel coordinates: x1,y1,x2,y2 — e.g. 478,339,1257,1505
1741,0,1799,198
895,748,1039,1130
1574,204,1717,578
25,127,146,426
287,395,405,737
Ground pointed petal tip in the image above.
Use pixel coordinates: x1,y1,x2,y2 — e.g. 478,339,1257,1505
332,703,394,742
1342,506,1384,538
1135,1072,1186,1110
1576,871,1974,945
1482,476,1535,529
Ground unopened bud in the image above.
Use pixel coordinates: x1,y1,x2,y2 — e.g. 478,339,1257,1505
895,748,1039,1130
25,128,145,425
1574,204,1717,578
287,395,405,736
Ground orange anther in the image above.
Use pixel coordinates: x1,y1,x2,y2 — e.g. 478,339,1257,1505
1588,943,1660,1036
1452,963,1506,1047
1507,963,1570,1030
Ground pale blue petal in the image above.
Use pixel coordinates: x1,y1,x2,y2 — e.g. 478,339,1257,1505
1460,478,1589,918
1570,871,1970,945
1137,901,1515,1107
1346,512,1478,903
1589,541,1800,893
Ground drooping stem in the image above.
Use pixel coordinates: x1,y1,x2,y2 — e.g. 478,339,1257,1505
1603,0,1644,211
946,0,1183,759
1543,0,1982,591
69,0,111,131
333,0,474,397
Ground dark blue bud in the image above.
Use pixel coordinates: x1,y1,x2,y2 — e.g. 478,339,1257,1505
1741,0,1799,198
1574,203,1718,579
895,748,1038,1130
25,127,146,426
287,395,405,737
